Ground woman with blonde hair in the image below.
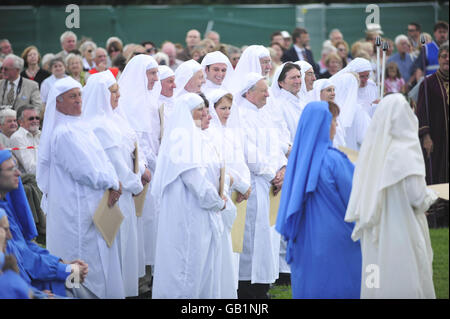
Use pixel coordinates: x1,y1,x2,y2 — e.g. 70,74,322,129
20,46,50,88
65,53,89,86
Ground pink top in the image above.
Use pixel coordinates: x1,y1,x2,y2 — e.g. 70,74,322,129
384,77,405,94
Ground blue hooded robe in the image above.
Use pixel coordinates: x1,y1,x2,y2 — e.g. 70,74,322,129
0,150,70,297
275,102,362,299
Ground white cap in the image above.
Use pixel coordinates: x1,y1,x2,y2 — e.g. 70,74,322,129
366,23,384,35
281,31,291,38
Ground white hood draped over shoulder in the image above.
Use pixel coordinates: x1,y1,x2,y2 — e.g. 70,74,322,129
345,93,437,299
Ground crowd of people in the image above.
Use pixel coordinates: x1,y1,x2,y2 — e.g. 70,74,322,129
0,19,448,299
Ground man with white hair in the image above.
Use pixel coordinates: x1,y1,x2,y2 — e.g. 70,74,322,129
200,51,233,95
161,42,183,72
205,31,220,46
88,48,119,78
37,76,123,298
173,59,205,99
0,54,42,111
237,72,287,299
329,29,344,45
9,105,41,174
55,31,77,60
0,108,17,148
0,39,13,59
388,35,416,86
158,65,176,137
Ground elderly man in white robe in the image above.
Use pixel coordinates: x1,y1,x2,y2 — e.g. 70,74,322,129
36,76,124,299
82,70,145,298
151,93,230,298
225,45,272,96
118,54,159,296
157,65,176,139
173,59,205,99
332,57,379,117
200,51,233,95
345,94,437,299
237,73,288,299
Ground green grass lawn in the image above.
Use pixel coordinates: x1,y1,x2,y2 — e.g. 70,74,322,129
269,227,449,299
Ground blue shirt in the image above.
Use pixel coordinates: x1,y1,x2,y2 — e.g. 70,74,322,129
388,53,415,83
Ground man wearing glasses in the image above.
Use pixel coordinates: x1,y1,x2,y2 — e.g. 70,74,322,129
0,54,42,112
407,22,422,56
141,41,157,55
9,105,40,175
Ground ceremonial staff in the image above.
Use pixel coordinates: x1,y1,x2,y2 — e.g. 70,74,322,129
420,34,433,179
380,40,389,98
376,36,382,98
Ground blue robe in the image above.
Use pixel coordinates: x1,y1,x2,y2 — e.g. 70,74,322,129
1,179,70,297
0,270,31,299
276,102,361,299
290,147,361,298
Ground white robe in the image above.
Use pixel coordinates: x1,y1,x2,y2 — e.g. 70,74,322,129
266,89,300,275
158,95,175,137
140,97,162,267
265,93,292,154
238,98,287,284
358,80,379,118
276,89,304,145
359,176,437,299
344,104,371,151
207,126,244,299
45,112,124,299
91,122,144,298
202,79,222,96
345,93,437,299
152,136,225,298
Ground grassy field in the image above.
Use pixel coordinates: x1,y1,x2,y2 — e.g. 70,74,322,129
269,227,449,299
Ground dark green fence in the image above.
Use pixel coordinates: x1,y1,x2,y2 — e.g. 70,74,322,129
0,3,447,58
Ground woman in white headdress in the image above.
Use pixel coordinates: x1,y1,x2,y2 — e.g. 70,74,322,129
151,93,230,298
118,54,160,280
330,72,371,151
206,89,252,298
268,62,303,145
345,93,437,299
173,59,205,99
295,60,316,106
201,51,234,95
82,70,145,297
312,79,346,148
